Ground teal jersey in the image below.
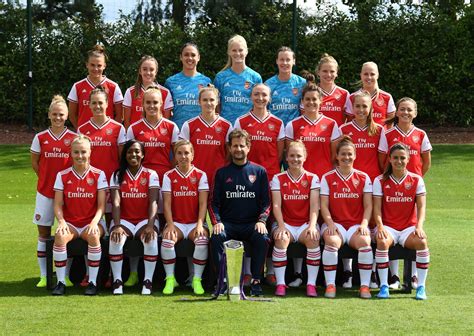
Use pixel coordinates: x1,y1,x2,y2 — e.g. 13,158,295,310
165,71,211,129
213,67,262,124
265,74,306,125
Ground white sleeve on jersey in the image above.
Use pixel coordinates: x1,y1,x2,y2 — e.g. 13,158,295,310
270,174,280,191
198,172,209,191
163,90,174,110
319,175,330,196
53,172,64,191
149,169,160,189
372,177,383,197
330,122,342,141
171,123,179,143
31,134,41,153
123,88,132,108
109,173,119,189
225,122,233,142
113,85,124,104
285,122,294,140
416,176,426,195
387,95,396,113
98,170,109,190
344,94,352,114
421,133,432,152
310,174,320,189
161,173,172,193
277,120,285,140
233,119,241,130
179,121,190,140
126,127,135,141
363,173,373,193
117,125,127,145
67,84,78,103
378,131,389,153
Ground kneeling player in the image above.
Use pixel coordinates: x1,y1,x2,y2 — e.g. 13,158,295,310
51,135,108,296
271,141,321,297
373,143,429,300
109,140,160,295
161,140,209,295
320,136,374,299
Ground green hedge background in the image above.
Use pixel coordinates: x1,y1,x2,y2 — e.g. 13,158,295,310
1,2,472,127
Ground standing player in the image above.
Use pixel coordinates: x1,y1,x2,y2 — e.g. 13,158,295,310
165,43,212,129
271,141,321,297
346,62,395,125
315,54,351,126
67,44,123,129
373,143,430,300
210,129,271,296
378,97,432,288
123,55,174,129
31,95,77,288
264,47,306,125
126,86,179,287
51,135,108,295
161,140,209,295
180,86,232,190
214,35,262,124
108,140,160,295
320,136,374,299
285,83,342,179
339,91,385,288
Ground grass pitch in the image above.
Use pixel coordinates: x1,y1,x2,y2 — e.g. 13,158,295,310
0,145,473,335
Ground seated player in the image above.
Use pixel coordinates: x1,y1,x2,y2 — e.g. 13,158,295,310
108,140,160,295
51,135,108,296
161,140,209,295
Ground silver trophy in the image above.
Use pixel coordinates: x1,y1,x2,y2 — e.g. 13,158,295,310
224,240,244,301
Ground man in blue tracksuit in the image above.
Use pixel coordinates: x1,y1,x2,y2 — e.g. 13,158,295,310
210,129,270,296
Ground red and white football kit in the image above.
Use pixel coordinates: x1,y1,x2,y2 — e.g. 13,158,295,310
78,118,126,180
340,120,386,180
373,172,426,231
348,89,395,125
126,118,179,181
162,166,209,224
378,125,432,176
67,77,123,127
319,85,351,126
285,115,342,178
271,171,320,227
54,166,108,228
180,115,232,188
235,112,285,181
123,84,174,125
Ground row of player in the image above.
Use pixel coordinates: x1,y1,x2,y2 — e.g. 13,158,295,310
68,35,396,131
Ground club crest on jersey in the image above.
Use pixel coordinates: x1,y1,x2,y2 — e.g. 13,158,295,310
248,175,256,183
353,179,360,187
334,93,341,101
35,214,41,221
190,177,197,184
412,135,420,143
405,182,412,190
216,126,222,133
301,180,308,188
64,139,71,146
140,177,147,185
244,81,251,90
321,124,328,131
160,127,168,135
376,98,384,107
87,177,95,186
106,129,113,135
292,88,299,96
268,123,275,131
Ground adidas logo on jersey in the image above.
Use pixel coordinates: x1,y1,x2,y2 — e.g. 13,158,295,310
67,180,72,184
173,179,178,183
140,131,145,135
82,89,87,93
224,82,231,87
283,182,288,187
43,141,49,145
176,85,182,90
385,185,391,189
225,177,233,183
196,128,201,132
332,181,338,186
86,131,90,135
272,90,278,96
300,126,305,129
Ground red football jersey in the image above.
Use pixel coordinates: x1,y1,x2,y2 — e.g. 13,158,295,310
30,128,77,198
109,167,160,224
78,118,126,180
162,166,209,224
126,118,179,181
373,172,426,231
54,166,108,227
319,85,351,126
320,168,372,229
378,125,432,176
180,115,232,188
271,171,320,227
235,112,285,181
348,89,395,125
67,77,123,127
123,84,174,125
340,120,385,180
285,115,341,178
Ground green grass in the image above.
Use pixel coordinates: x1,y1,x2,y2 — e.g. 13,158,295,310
0,145,473,335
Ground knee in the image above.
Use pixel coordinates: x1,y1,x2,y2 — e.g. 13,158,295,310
86,234,101,246
376,238,390,250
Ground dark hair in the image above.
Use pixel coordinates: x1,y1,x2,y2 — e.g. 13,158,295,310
386,97,418,127
89,85,108,101
181,42,200,55
301,82,322,100
87,44,108,62
228,128,251,147
276,46,295,59
336,135,355,154
301,70,316,83
134,55,158,99
382,142,409,181
114,140,145,184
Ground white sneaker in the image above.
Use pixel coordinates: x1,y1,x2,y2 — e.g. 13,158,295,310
389,275,400,290
370,271,379,289
288,273,303,288
342,271,353,289
141,279,152,295
112,280,123,295
411,275,418,289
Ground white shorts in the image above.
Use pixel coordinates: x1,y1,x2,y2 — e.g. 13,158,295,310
378,226,415,247
172,222,209,240
272,223,314,242
33,192,55,226
111,219,159,237
321,223,360,245
66,219,106,236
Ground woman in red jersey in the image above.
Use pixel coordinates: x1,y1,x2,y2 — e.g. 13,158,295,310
31,95,77,288
373,143,429,300
51,135,108,296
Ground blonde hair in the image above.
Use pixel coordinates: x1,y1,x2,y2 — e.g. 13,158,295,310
221,35,248,71
287,140,307,158
49,95,67,112
317,53,339,72
71,134,92,147
173,139,194,154
198,84,219,101
353,91,378,136
356,61,380,98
